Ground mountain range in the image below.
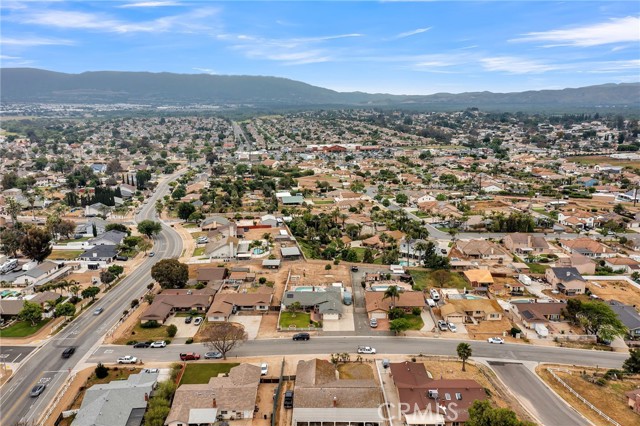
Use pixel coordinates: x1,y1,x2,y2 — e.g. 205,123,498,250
1,68,639,111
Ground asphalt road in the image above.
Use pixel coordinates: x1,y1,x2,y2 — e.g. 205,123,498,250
0,346,36,364
489,361,589,426
0,171,184,426
89,336,628,370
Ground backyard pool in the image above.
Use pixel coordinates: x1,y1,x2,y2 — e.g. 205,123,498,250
253,248,265,255
293,286,326,292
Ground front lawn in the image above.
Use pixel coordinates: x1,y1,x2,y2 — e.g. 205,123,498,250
180,363,239,385
58,236,92,244
279,312,312,329
403,313,424,330
0,319,50,338
192,247,205,257
48,250,84,260
114,322,170,344
409,269,468,290
527,263,550,274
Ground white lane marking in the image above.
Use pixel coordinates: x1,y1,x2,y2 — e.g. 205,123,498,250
12,353,22,363
104,349,114,353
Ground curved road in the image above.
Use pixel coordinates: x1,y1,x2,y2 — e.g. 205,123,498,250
0,171,184,426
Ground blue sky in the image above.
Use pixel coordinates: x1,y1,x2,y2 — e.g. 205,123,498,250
1,1,639,94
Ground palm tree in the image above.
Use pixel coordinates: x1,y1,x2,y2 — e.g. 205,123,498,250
457,342,472,372
414,241,429,266
69,284,81,299
383,285,400,308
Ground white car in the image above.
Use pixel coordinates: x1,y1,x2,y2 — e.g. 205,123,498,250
260,363,268,376
357,346,376,354
487,337,505,344
117,355,138,364
448,322,457,332
193,317,203,326
150,341,167,348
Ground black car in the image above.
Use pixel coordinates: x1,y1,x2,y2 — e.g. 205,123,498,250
116,255,129,261
284,390,294,408
350,266,359,272
292,332,310,341
61,347,76,358
184,316,193,324
30,384,46,397
133,341,152,348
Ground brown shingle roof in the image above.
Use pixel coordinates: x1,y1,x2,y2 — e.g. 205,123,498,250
365,291,426,313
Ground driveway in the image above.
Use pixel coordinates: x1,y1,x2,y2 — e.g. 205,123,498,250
164,316,199,338
230,315,262,340
323,310,355,332
420,310,435,332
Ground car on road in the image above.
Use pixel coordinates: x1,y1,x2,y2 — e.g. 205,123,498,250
148,252,155,257
369,318,378,328
193,317,203,326
184,316,193,324
93,307,104,315
117,355,138,364
61,347,76,358
487,337,505,344
30,384,46,397
357,346,376,354
350,266,359,272
150,341,167,348
260,363,268,376
437,320,448,331
133,341,152,348
448,322,457,332
179,352,200,361
204,351,223,359
292,332,310,341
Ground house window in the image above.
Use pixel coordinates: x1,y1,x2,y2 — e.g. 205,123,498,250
445,393,451,400
456,392,462,400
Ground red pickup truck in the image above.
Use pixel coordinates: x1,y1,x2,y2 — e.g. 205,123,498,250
179,352,201,361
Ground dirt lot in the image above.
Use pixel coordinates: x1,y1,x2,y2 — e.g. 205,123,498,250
588,280,640,307
288,260,351,288
337,362,374,379
466,318,517,342
538,365,640,426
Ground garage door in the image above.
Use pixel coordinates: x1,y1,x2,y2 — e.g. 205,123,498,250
371,312,387,320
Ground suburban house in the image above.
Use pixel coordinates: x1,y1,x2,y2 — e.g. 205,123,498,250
503,233,550,254
165,363,261,425
558,210,596,230
262,259,281,269
365,291,426,320
281,288,343,321
75,218,107,237
625,389,640,414
510,302,565,329
559,237,616,259
389,361,487,426
555,253,597,275
292,359,384,426
455,239,511,262
195,267,227,288
462,269,494,288
545,267,586,295
207,292,273,322
603,257,640,274
72,371,159,426
78,245,118,267
88,230,127,246
280,246,302,260
440,299,504,324
85,202,111,217
140,291,213,324
608,300,640,340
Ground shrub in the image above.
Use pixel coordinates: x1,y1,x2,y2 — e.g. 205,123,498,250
95,363,109,379
388,307,405,320
412,307,422,316
167,324,178,338
595,377,607,386
259,277,267,285
604,369,624,380
186,338,193,344
266,281,274,288
325,264,332,270
333,259,340,265
126,340,138,345
510,327,522,337
195,283,205,289
141,320,161,329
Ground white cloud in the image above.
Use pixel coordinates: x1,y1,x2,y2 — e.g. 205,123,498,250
393,27,431,39
193,67,217,74
511,16,640,47
584,59,640,73
118,1,182,8
1,36,74,46
480,56,558,74
0,54,21,59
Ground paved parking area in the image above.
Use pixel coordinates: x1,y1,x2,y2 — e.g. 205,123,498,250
322,310,355,332
230,315,262,340
164,316,199,338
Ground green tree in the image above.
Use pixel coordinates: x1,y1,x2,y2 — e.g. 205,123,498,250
167,324,178,338
137,220,162,238
395,193,408,205
81,286,100,301
623,348,640,373
105,223,130,234
100,270,116,286
576,301,627,341
363,248,374,263
202,322,248,360
177,202,196,221
151,259,189,289
108,264,124,277
94,363,109,379
20,226,52,263
467,400,535,426
288,301,302,318
456,342,472,372
0,228,24,257
18,301,43,326
390,317,412,335
4,197,22,224
383,285,400,307
55,302,76,318
432,269,450,288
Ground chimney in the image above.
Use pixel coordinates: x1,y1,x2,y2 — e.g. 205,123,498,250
566,271,570,277
93,252,97,257
144,393,149,401
212,398,217,408
333,396,337,407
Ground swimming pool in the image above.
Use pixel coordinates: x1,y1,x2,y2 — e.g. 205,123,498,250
293,286,326,292
253,248,264,255
463,295,484,300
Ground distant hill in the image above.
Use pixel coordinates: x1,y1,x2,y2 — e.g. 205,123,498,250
1,68,638,111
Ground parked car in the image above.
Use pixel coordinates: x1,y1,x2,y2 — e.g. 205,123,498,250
133,341,152,348
350,266,359,272
150,341,167,348
30,384,46,397
204,351,223,359
369,318,378,328
426,298,437,308
184,316,193,324
179,352,200,361
283,390,294,409
292,332,310,341
260,363,268,376
193,317,203,326
93,307,104,315
61,347,76,358
115,255,129,261
117,355,138,364
357,346,376,354
437,320,448,331
448,322,457,332
487,337,505,344
148,252,155,257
